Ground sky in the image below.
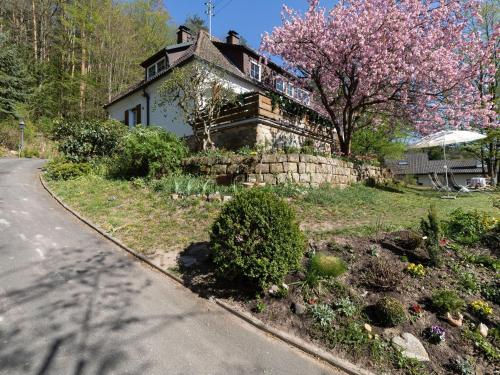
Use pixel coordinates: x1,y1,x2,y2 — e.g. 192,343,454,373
164,1,336,50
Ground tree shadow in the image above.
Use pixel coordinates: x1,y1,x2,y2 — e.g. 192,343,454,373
177,242,257,301
0,240,204,375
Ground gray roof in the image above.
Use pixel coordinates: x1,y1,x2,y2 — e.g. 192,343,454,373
386,153,483,175
105,30,248,107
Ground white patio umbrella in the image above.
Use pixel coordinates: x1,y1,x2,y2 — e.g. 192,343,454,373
409,130,487,195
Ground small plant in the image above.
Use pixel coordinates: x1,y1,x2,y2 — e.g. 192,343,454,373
426,325,446,344
409,303,424,318
406,263,426,278
458,272,479,294
310,303,336,328
420,205,442,266
309,254,347,278
334,297,358,318
448,357,474,375
481,281,500,305
253,297,266,313
463,326,500,361
431,289,465,314
362,259,402,291
469,300,493,318
372,297,407,327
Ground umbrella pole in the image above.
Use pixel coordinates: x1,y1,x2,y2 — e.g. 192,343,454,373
441,141,456,199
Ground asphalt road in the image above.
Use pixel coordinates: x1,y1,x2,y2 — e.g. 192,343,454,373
0,158,340,375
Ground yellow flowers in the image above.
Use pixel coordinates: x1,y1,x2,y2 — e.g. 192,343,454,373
406,263,426,278
470,300,493,317
481,215,498,230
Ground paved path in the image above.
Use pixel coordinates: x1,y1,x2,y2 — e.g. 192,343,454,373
0,158,340,375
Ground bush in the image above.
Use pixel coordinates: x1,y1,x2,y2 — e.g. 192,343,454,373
431,290,465,314
51,119,126,162
372,297,407,327
310,303,336,328
420,205,442,266
406,263,426,278
481,281,500,305
469,300,493,318
44,159,91,180
110,126,187,179
444,208,492,245
210,189,305,290
362,259,401,291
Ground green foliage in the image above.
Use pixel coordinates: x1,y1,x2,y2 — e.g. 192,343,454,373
210,189,305,290
481,281,500,304
309,254,347,279
0,119,20,150
110,126,188,179
458,272,479,294
469,300,493,318
431,290,465,314
406,263,426,278
420,205,442,266
0,32,31,118
334,297,358,317
151,174,238,196
463,327,500,361
444,208,492,245
253,297,266,313
52,119,125,162
448,357,474,375
372,297,407,327
310,303,336,328
44,159,91,180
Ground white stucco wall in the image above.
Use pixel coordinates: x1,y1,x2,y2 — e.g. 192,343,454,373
106,62,255,138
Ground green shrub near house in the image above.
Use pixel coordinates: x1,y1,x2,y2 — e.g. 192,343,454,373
109,126,188,179
51,119,126,162
210,188,305,290
44,158,91,180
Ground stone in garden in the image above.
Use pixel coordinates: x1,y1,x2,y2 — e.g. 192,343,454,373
281,283,289,291
445,312,463,327
478,323,488,337
392,332,430,362
207,193,222,202
291,302,307,315
268,285,279,296
222,195,233,203
170,193,179,200
364,323,372,333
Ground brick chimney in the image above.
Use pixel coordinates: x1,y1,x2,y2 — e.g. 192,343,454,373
177,26,192,44
226,30,240,45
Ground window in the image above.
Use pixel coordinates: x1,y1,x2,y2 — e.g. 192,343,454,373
147,64,157,79
147,58,168,80
286,83,294,97
250,61,261,81
157,58,167,73
275,78,285,92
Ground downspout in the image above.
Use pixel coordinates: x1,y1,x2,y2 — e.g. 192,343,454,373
142,88,150,126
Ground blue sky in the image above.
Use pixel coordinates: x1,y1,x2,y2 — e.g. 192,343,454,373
164,1,336,50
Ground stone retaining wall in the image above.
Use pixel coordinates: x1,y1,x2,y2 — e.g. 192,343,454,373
182,154,392,188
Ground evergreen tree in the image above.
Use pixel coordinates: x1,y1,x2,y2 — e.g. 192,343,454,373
0,32,31,119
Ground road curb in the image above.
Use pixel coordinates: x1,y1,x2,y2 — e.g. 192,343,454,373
39,173,376,375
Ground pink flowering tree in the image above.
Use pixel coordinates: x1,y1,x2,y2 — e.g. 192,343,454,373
262,0,497,156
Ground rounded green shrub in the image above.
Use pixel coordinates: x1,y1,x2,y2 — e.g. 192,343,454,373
444,208,491,245
110,126,188,179
372,297,407,327
309,254,347,278
210,188,305,290
431,289,465,314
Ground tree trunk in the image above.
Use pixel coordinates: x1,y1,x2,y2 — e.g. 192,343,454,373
32,0,38,62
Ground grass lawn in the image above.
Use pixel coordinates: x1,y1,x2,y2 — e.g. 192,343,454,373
46,173,499,261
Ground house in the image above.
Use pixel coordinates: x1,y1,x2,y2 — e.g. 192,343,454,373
104,26,333,151
386,153,485,186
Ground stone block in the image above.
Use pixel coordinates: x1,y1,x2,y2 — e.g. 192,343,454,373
291,173,300,183
299,174,311,183
263,174,277,184
283,162,298,173
298,163,306,174
254,163,270,174
212,164,227,174
305,163,316,173
287,154,300,163
276,173,288,184
270,163,284,173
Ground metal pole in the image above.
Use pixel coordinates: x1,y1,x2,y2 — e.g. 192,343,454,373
19,118,25,157
206,0,214,40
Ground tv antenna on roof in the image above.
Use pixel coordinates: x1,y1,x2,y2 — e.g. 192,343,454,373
205,0,215,40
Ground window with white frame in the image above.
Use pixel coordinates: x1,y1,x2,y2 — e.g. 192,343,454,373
286,82,294,97
250,60,261,81
275,77,285,92
147,57,167,80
